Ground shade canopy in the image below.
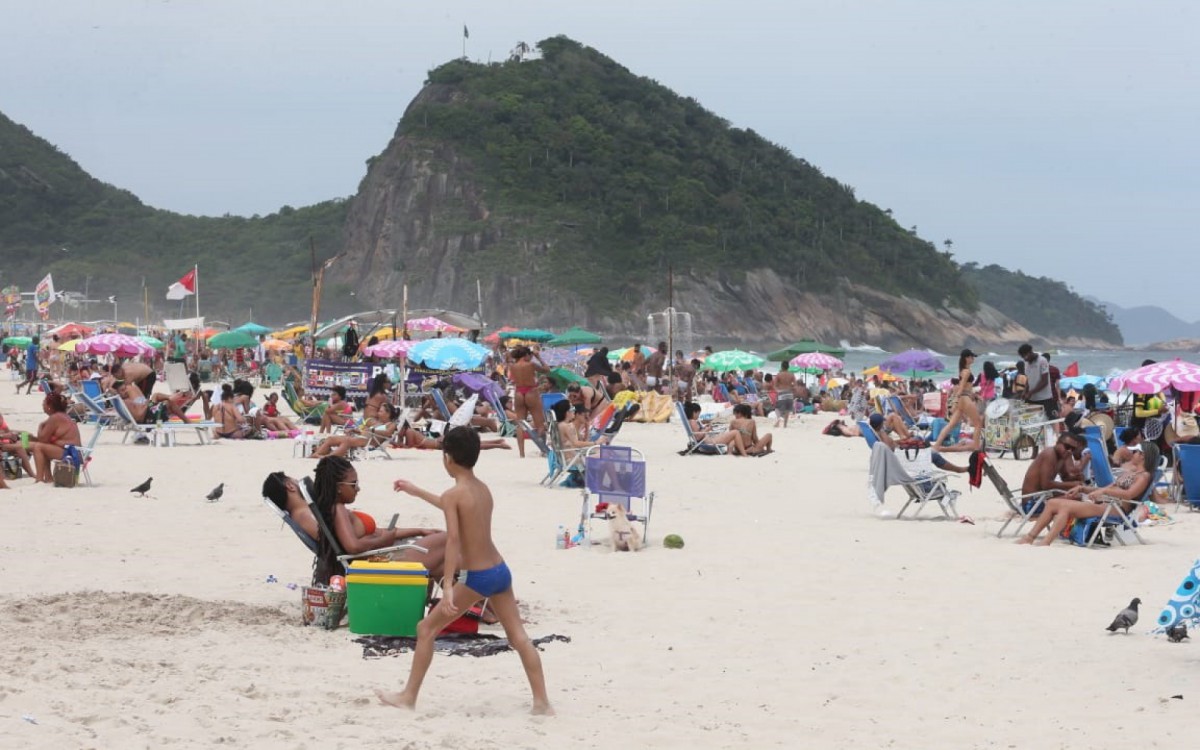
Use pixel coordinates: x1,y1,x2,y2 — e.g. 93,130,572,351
547,327,602,346
766,339,846,362
700,350,766,373
499,329,554,342
207,330,259,349
234,322,272,335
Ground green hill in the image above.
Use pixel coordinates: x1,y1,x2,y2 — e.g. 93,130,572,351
0,111,348,324
961,263,1122,344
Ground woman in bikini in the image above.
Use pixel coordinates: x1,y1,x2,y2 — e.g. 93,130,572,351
212,385,252,440
933,349,983,451
566,382,607,422
729,403,773,456
509,347,548,440
28,393,82,483
362,373,391,423
683,401,748,455
1017,441,1157,546
312,402,402,458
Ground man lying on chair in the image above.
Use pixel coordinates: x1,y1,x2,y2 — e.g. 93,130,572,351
262,468,447,580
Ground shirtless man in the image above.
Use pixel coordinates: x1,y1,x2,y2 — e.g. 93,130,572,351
114,360,155,398
645,342,667,392
378,427,552,714
673,352,694,400
508,347,549,442
1020,430,1085,498
261,470,446,579
772,363,798,428
630,343,647,381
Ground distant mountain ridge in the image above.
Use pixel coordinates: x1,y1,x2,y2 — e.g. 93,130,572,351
1089,297,1200,346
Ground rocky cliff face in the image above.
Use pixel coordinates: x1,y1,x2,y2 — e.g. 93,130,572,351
333,104,1115,351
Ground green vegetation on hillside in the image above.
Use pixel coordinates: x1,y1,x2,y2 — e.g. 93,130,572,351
402,36,975,313
0,112,348,324
962,263,1123,344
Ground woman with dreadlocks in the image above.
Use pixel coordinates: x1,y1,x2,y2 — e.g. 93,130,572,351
310,456,444,586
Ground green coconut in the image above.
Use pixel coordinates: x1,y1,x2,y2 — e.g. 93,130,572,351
663,534,685,549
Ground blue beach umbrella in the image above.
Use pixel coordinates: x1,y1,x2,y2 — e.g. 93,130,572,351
409,338,489,371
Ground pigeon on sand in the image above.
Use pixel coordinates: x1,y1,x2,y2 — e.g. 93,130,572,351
1166,622,1189,643
130,477,153,497
1106,598,1141,634
206,483,224,502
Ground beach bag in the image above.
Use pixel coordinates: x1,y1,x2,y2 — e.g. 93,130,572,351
2,454,20,479
52,461,78,488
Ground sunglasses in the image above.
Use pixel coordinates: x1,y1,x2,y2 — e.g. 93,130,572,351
338,480,360,489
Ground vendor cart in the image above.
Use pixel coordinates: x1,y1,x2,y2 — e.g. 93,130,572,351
983,399,1062,459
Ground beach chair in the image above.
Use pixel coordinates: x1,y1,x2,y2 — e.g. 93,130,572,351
430,388,453,421
61,418,103,487
110,396,216,447
885,395,930,435
865,439,960,520
282,380,327,425
541,418,588,488
1072,434,1154,548
579,444,654,541
675,401,725,456
984,453,1064,537
260,361,283,387
164,362,195,397
1174,444,1200,512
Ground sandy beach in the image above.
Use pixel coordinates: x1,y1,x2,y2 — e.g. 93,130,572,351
2,381,1198,750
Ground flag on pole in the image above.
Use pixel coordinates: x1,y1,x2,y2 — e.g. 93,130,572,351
463,24,469,38
35,274,55,320
1063,361,1079,378
166,268,197,300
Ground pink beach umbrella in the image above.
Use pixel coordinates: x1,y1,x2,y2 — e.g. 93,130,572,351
406,316,462,333
1108,359,1200,394
789,352,843,370
76,333,155,357
362,340,414,359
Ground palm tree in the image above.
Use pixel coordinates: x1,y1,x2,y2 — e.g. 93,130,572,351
943,238,954,253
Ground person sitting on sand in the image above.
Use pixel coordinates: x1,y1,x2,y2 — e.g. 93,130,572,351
262,466,446,581
684,401,748,455
1018,441,1156,546
212,385,253,439
729,404,772,455
319,385,355,433
394,422,511,451
311,402,402,458
260,392,297,431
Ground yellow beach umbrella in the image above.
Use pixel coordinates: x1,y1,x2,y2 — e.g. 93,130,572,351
57,339,80,352
273,324,311,340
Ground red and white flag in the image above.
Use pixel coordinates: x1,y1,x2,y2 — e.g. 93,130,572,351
166,268,196,300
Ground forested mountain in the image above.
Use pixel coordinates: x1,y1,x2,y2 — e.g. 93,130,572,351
0,36,1120,347
0,111,348,323
961,264,1122,345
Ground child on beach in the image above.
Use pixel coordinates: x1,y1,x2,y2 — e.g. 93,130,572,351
377,426,552,715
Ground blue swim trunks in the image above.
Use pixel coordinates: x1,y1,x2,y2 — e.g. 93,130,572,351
462,561,512,598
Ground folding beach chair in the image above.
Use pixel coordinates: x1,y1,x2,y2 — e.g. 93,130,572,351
884,395,930,435
282,380,327,425
164,362,195,397
430,388,453,421
295,481,428,572
1173,443,1200,512
675,401,725,455
541,417,588,488
579,444,654,541
985,453,1064,538
865,440,960,520
1072,434,1154,548
110,396,216,446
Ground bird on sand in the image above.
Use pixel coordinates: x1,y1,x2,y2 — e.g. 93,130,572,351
206,483,224,502
1106,598,1141,634
130,477,153,497
1166,622,1189,643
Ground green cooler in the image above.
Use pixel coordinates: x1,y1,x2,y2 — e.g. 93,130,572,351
346,561,429,636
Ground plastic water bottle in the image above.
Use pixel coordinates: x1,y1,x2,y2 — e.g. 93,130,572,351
555,525,566,550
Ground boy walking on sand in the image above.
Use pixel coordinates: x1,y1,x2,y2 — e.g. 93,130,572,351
377,426,552,715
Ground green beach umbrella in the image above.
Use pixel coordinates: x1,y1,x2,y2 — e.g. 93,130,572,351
701,349,765,373
547,326,602,347
235,322,272,336
548,367,590,389
207,330,259,349
766,339,846,362
499,328,554,342
2,336,32,347
138,334,164,349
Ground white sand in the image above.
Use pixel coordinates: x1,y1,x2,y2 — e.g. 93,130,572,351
1,381,1198,749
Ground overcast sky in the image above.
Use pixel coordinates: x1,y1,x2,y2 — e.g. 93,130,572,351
2,1,1196,319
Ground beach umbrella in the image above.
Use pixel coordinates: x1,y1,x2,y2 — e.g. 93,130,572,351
701,350,766,373
500,328,554,342
272,324,310,340
407,316,462,333
767,339,846,362
207,330,259,350
1109,359,1200,394
262,339,293,352
138,334,165,349
538,347,585,367
46,322,94,339
548,367,590,389
609,345,654,363
483,326,519,345
76,333,155,357
408,338,489,371
57,339,81,352
234,322,272,336
2,336,31,347
548,327,602,347
452,372,504,400
362,340,414,359
879,349,946,376
116,322,139,335
1059,374,1109,392
789,352,843,370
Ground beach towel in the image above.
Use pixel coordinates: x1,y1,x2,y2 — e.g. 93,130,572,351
867,441,917,505
354,633,571,659
967,451,986,489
